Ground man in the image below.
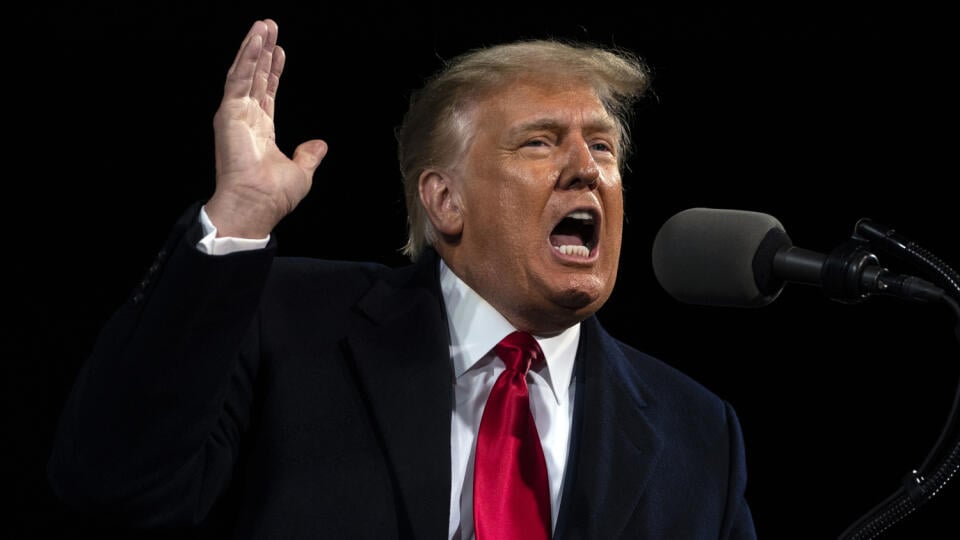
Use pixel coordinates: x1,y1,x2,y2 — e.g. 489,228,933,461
48,19,756,539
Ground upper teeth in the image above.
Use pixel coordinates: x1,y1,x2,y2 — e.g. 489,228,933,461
566,210,593,222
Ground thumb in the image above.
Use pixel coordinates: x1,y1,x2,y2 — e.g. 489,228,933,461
292,139,329,176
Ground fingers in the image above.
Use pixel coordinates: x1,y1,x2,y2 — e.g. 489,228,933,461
223,19,281,108
249,20,279,107
224,20,266,99
293,139,329,176
263,46,285,119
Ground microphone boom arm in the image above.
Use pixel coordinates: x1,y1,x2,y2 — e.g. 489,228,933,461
836,220,960,540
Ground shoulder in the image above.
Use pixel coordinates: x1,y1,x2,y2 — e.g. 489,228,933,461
592,318,736,428
617,338,719,402
262,256,395,309
269,256,391,285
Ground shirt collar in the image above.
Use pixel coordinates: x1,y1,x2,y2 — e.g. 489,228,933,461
440,258,579,404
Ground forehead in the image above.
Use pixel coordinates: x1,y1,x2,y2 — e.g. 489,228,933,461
472,76,617,133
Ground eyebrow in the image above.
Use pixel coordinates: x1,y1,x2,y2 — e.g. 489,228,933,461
507,116,619,139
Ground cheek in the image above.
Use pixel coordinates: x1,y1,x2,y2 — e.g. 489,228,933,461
605,187,625,225
494,168,552,227
602,189,625,254
463,159,559,246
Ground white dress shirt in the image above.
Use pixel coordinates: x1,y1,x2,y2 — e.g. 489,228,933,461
196,206,579,540
440,261,578,539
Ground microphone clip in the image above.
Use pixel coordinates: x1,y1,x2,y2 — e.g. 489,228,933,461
819,228,946,305
820,240,881,304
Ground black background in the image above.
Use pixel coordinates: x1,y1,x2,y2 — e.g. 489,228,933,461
10,2,959,538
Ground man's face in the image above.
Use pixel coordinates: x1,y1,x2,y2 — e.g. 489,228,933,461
447,77,625,335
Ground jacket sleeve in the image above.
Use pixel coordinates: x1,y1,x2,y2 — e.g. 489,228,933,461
47,201,274,528
723,400,758,540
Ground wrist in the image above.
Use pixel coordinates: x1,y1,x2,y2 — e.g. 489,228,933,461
205,190,281,239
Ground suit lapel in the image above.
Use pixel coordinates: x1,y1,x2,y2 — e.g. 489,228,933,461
557,317,665,540
345,251,453,540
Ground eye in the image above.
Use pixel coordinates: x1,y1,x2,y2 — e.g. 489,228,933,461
523,138,551,148
590,141,614,153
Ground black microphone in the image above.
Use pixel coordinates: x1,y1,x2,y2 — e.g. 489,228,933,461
651,207,945,308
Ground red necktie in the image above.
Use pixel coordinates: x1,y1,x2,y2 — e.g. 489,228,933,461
474,331,552,540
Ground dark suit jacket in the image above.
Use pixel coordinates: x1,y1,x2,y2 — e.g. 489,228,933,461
48,202,756,539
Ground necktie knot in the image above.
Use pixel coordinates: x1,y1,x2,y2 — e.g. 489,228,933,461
495,331,542,375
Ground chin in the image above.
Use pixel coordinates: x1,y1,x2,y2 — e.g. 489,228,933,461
555,272,613,308
552,284,614,325
554,288,596,310
526,273,614,331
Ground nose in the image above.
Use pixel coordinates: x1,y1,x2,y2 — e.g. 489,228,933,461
557,139,601,191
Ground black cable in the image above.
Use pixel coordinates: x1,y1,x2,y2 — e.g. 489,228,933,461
836,222,960,539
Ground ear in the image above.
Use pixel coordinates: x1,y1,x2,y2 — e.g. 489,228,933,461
419,169,464,238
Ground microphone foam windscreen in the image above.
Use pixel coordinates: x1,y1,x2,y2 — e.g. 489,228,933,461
651,207,789,307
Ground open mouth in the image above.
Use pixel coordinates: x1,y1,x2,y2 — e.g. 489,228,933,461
550,210,598,258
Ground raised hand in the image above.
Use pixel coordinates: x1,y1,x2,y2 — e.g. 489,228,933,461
205,19,328,239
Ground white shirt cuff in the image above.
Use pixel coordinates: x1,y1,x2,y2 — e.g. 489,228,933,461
197,205,271,255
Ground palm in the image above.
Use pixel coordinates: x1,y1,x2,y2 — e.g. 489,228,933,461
207,19,327,238
215,93,309,211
